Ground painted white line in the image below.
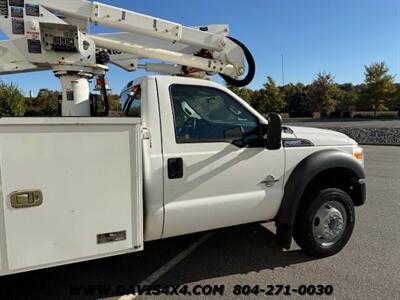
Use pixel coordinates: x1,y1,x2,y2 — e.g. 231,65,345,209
119,295,136,300
118,232,213,300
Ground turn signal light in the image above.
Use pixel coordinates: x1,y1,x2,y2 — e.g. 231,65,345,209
353,146,364,163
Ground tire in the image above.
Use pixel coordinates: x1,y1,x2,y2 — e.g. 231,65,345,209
293,188,355,258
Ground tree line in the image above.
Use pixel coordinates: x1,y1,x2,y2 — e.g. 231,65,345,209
0,85,121,117
228,61,399,117
0,61,399,118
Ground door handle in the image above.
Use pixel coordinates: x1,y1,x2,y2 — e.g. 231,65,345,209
10,190,43,208
260,176,279,188
168,158,183,179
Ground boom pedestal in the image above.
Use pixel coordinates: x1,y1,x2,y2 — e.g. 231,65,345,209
56,72,92,117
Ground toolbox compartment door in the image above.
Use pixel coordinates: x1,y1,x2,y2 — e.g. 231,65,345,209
0,118,143,272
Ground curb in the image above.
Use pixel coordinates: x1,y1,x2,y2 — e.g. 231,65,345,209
359,143,400,147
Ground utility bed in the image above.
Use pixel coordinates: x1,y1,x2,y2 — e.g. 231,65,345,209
0,118,143,275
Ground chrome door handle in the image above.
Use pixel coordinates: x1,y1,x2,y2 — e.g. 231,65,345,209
260,176,279,187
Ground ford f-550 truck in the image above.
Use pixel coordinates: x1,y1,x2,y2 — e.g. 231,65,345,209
0,75,366,276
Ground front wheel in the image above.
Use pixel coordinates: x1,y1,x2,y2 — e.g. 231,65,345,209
293,188,355,258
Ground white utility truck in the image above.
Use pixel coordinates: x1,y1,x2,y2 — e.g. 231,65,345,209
0,1,366,276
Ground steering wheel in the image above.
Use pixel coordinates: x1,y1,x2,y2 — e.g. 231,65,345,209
184,117,197,128
178,117,197,137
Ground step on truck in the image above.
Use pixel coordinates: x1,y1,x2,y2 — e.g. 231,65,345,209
0,1,366,276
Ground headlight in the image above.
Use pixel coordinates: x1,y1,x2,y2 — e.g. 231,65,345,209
353,146,364,163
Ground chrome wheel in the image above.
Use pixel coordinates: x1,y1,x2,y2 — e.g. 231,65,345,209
312,200,347,247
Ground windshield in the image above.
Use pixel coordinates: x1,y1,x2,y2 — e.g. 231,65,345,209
119,85,141,117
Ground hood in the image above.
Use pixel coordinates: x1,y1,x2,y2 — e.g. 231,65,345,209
284,125,357,146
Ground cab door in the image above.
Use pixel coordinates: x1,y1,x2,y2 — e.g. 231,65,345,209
157,78,285,238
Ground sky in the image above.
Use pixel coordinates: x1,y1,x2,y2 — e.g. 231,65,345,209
0,0,399,95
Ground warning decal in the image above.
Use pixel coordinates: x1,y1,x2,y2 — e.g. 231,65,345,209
0,0,8,16
11,6,23,18
26,3,39,17
27,39,42,54
12,19,24,35
9,0,24,7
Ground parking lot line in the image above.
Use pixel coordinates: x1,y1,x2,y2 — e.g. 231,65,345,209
118,232,214,300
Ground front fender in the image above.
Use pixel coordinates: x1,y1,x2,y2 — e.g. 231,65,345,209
275,149,366,249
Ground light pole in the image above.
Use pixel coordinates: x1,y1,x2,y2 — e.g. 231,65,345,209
281,54,285,86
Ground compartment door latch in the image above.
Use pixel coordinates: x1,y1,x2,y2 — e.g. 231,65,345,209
10,190,43,209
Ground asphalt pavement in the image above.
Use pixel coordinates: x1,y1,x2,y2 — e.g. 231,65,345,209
0,146,399,300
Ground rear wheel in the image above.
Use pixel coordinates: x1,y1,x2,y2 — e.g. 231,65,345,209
293,188,355,258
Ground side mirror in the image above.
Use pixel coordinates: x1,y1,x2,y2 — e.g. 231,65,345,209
264,113,282,150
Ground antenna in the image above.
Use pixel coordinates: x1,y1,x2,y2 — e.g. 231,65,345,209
281,54,285,86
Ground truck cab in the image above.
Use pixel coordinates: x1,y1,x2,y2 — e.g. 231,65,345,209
119,76,286,242
127,75,366,253
0,75,366,276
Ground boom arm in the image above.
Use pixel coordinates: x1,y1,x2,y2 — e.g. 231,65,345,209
36,0,227,51
0,40,46,74
0,0,256,116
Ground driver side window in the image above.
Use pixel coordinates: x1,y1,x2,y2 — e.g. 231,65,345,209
170,84,260,147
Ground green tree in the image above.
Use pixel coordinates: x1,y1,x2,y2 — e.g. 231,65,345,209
225,83,240,95
393,84,400,111
108,94,121,111
255,76,285,113
25,89,59,116
336,83,358,116
0,81,25,117
225,83,254,104
305,72,340,115
37,89,59,116
359,62,396,116
282,83,310,117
